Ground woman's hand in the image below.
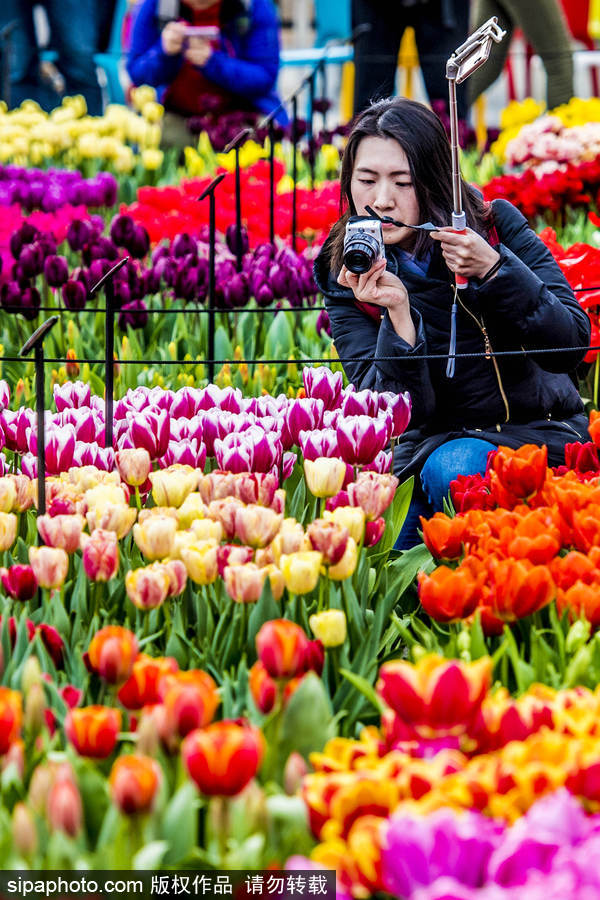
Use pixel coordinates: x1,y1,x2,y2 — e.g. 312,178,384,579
430,227,500,280
184,37,213,67
338,259,416,346
338,259,409,309
161,21,186,55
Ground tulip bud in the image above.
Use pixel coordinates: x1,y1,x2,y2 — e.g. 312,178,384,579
116,448,151,486
47,776,82,837
0,512,17,551
24,683,45,735
0,477,17,512
87,626,138,684
135,713,160,757
182,720,265,796
21,656,42,695
65,706,121,758
308,610,347,648
28,546,69,590
81,528,119,581
110,755,162,815
12,803,37,856
256,619,310,679
149,465,197,508
126,563,170,610
37,513,85,553
283,751,308,795
133,516,177,561
304,458,346,499
327,537,358,581
180,541,218,585
566,619,591,654
307,519,349,565
248,661,277,714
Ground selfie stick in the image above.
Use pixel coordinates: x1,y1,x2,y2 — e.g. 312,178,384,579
446,17,505,290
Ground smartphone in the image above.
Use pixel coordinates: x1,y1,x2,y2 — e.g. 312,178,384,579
183,25,220,39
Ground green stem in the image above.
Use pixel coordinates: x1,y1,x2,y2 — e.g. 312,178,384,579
134,486,142,511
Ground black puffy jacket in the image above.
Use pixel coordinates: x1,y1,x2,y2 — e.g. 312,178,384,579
314,199,591,476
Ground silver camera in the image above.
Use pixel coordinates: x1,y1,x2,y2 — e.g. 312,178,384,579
343,216,386,275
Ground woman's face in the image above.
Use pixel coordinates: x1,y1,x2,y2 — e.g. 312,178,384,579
350,136,420,248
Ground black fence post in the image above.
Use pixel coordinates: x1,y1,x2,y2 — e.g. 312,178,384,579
89,257,129,450
291,94,298,253
19,316,59,524
224,128,252,272
199,173,226,385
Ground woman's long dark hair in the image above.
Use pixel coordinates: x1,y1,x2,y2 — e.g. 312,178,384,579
327,97,492,272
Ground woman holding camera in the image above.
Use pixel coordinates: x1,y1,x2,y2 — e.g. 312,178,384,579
313,97,591,547
127,0,287,143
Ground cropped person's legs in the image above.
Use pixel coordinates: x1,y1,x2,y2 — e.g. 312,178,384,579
351,0,405,115
468,0,513,105
500,0,573,109
46,0,103,115
0,0,57,109
412,0,470,121
394,483,432,551
420,437,497,511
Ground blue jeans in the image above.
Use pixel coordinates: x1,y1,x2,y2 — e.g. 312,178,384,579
1,0,103,114
395,437,497,550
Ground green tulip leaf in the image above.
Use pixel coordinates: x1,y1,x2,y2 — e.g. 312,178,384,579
160,782,199,865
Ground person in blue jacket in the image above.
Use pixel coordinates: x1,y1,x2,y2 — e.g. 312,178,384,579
127,0,287,142
313,97,591,548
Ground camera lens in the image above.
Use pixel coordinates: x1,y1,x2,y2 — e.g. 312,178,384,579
343,231,380,274
343,248,372,274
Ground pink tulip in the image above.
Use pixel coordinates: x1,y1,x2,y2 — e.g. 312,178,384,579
299,428,339,460
196,384,243,414
53,381,91,412
37,514,85,554
0,380,10,410
323,410,341,428
188,409,226,456
80,529,119,582
30,424,76,475
20,454,37,479
302,367,343,410
215,427,282,474
378,391,412,437
16,408,36,453
0,410,18,451
162,439,207,470
283,398,325,449
282,451,296,480
128,408,170,460
341,388,380,418
246,394,288,417
364,450,393,474
170,386,202,419
336,415,390,465
147,386,174,411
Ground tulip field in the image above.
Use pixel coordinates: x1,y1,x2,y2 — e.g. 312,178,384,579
4,88,600,897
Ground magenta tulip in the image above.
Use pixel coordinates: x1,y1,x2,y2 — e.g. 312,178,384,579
336,415,390,465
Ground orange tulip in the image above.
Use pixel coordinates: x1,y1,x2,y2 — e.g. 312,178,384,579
110,754,162,815
490,444,548,501
182,719,265,796
572,503,600,552
256,619,310,679
589,409,600,447
64,706,121,758
500,508,562,565
87,626,138,684
376,654,492,737
551,551,599,590
420,513,469,560
117,654,179,710
0,687,22,754
487,557,555,622
418,562,481,623
248,660,277,714
158,669,220,739
557,581,600,626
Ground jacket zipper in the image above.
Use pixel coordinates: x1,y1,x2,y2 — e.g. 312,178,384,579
456,295,510,424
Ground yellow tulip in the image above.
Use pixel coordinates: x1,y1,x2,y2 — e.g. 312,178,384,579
133,516,177,561
0,512,17,551
279,551,322,595
324,507,365,544
141,148,164,170
327,537,358,581
309,610,347,647
180,540,218,585
190,518,223,543
304,458,346,499
176,493,207,529
0,477,17,513
149,466,197,509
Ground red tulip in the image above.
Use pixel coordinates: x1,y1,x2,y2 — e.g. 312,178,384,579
182,719,264,796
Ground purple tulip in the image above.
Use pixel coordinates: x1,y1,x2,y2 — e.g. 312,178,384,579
336,415,390,465
315,309,331,337
128,407,170,460
18,242,45,278
299,428,339,460
0,381,10,412
9,222,38,260
255,283,274,307
225,223,250,256
118,299,148,330
172,233,197,258
43,255,69,288
62,279,87,310
283,398,325,449
19,285,42,321
127,224,150,259
303,367,343,411
174,265,200,302
88,258,112,289
54,381,91,412
223,272,249,308
269,263,290,299
0,280,21,312
66,219,92,252
110,214,136,247
378,390,412,437
341,388,380,418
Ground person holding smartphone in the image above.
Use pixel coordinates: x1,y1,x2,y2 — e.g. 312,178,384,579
313,97,591,548
127,0,287,143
